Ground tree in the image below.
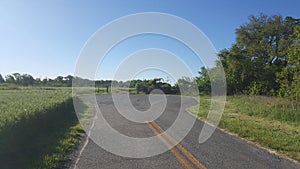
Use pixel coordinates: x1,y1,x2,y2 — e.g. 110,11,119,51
42,78,48,86
35,78,42,86
219,45,253,94
220,14,299,95
236,15,281,94
12,73,21,85
55,76,64,83
196,67,211,94
176,77,198,96
161,83,172,94
64,75,73,87
135,82,141,94
53,76,67,87
5,75,15,83
0,74,4,83
21,74,34,86
288,25,300,99
277,25,300,99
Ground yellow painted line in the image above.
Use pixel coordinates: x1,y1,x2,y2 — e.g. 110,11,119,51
150,121,206,169
146,122,194,169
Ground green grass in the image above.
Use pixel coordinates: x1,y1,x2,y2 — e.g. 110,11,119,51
188,95,300,161
0,89,87,169
38,124,83,169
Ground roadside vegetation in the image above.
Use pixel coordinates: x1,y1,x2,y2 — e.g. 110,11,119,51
189,95,300,161
0,89,86,169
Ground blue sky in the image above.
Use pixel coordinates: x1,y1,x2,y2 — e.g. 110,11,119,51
0,0,299,80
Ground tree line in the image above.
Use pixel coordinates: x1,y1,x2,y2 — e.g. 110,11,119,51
1,14,298,98
0,73,74,87
0,73,179,94
0,72,188,95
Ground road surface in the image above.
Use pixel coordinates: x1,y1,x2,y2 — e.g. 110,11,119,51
69,94,299,169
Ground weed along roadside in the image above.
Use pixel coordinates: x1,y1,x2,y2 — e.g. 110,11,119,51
0,89,87,169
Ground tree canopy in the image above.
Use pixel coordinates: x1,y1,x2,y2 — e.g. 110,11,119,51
197,14,300,98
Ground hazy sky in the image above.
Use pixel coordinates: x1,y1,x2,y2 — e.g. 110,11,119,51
0,0,299,80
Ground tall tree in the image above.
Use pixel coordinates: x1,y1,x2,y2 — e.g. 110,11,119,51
12,73,21,85
220,14,299,95
196,67,211,94
64,75,73,87
5,75,15,83
277,25,300,99
55,76,64,83
21,74,34,86
0,74,4,83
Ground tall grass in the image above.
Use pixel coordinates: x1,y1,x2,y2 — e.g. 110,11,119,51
0,90,71,130
227,95,299,125
189,95,300,161
0,89,85,169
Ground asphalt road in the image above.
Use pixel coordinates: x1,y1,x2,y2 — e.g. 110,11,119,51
69,94,300,169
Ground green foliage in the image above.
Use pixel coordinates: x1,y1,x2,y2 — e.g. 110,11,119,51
93,78,178,95
129,78,178,94
196,67,211,94
245,81,270,95
135,82,142,94
161,83,172,94
277,25,300,99
198,14,300,97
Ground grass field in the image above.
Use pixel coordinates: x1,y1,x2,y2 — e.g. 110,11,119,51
0,89,86,169
189,95,300,161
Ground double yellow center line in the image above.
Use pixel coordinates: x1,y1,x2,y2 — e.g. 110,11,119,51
146,121,206,169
